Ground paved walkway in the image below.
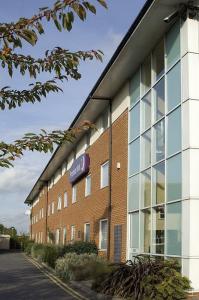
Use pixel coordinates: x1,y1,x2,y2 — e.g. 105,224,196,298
0,251,77,300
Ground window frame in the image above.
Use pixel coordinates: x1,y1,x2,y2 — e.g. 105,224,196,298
84,223,91,242
85,174,91,197
100,161,109,189
64,191,68,208
99,219,108,251
72,185,77,203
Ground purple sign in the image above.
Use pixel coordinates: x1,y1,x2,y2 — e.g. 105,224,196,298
69,154,90,184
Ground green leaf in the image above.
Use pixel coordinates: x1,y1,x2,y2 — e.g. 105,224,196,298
54,19,62,31
97,0,108,9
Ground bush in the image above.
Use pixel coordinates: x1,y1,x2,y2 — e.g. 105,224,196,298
41,245,62,268
31,243,44,261
24,240,35,255
55,253,111,281
62,241,98,255
94,256,191,300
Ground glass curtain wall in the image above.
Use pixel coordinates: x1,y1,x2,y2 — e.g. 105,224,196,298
128,20,182,260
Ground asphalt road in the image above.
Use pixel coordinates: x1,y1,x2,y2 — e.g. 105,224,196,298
0,251,77,300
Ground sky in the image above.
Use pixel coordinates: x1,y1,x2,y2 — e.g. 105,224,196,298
0,0,146,233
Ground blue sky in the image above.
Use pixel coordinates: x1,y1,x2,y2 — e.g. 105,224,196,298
0,0,146,233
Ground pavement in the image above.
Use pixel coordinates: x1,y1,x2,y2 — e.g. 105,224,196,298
0,251,81,300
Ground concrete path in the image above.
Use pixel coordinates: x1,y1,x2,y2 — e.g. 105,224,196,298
0,251,78,300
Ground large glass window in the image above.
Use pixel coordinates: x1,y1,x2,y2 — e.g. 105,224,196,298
141,92,151,132
166,21,180,70
141,169,151,208
152,206,165,254
129,139,140,175
167,154,182,202
141,130,151,169
166,202,182,256
129,175,139,211
167,62,181,112
130,103,140,141
153,39,165,82
153,162,165,205
100,219,108,250
130,69,140,106
141,209,151,253
153,119,165,163
129,213,139,250
101,161,109,188
154,78,165,122
141,55,151,96
167,107,181,157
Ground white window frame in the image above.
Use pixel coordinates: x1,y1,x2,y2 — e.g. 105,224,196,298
55,228,60,245
57,195,62,211
100,161,109,189
71,225,75,241
48,204,50,216
99,219,108,251
63,227,67,245
72,185,77,203
51,202,54,214
64,191,68,208
85,174,91,197
84,223,91,242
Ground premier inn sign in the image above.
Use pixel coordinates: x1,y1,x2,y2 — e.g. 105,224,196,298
69,154,90,184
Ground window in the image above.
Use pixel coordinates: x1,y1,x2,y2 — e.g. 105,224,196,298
167,62,181,112
71,225,75,241
41,208,44,219
101,108,109,132
141,169,151,208
152,206,165,254
48,205,50,216
72,185,77,203
63,227,67,245
141,92,151,132
166,154,182,202
99,219,108,250
141,209,151,253
128,174,139,211
51,202,54,214
84,223,91,242
153,39,165,82
129,139,140,175
64,192,68,208
141,130,151,169
141,55,151,96
153,78,165,122
55,229,60,245
130,68,140,106
153,119,165,163
129,213,139,250
85,175,91,196
153,162,165,205
130,103,140,141
101,161,109,188
166,20,180,70
167,107,181,157
57,195,62,211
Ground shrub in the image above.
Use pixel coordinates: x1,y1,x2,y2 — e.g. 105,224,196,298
94,256,191,300
62,241,98,255
24,240,35,255
41,245,62,268
55,253,110,281
31,243,44,261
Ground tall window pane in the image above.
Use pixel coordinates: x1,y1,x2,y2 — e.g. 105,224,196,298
167,107,181,157
141,209,151,253
129,213,139,250
129,139,140,175
152,206,165,254
153,39,165,82
167,62,181,112
166,21,180,70
130,69,140,106
141,92,151,132
130,103,140,141
100,220,108,250
154,78,165,122
141,130,151,169
129,175,139,211
167,154,182,202
153,162,165,205
141,55,151,96
153,119,165,163
101,161,109,188
166,202,182,256
141,169,151,208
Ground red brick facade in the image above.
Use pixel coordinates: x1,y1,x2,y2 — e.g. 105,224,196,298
30,109,128,262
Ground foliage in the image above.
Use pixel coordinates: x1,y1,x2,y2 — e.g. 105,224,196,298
0,223,17,236
31,243,45,261
41,244,63,268
94,256,191,300
62,241,98,255
55,252,109,281
0,0,107,168
24,240,35,255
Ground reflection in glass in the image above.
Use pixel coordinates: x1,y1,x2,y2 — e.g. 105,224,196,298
167,154,182,202
153,119,165,163
130,103,140,141
152,206,165,254
167,62,181,112
141,55,151,96
166,202,182,256
166,20,180,70
153,162,165,205
141,169,151,208
141,209,151,253
154,78,165,122
130,69,140,106
129,175,139,211
129,139,140,175
130,212,139,249
141,130,151,169
153,39,165,82
141,92,151,131
167,107,181,157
